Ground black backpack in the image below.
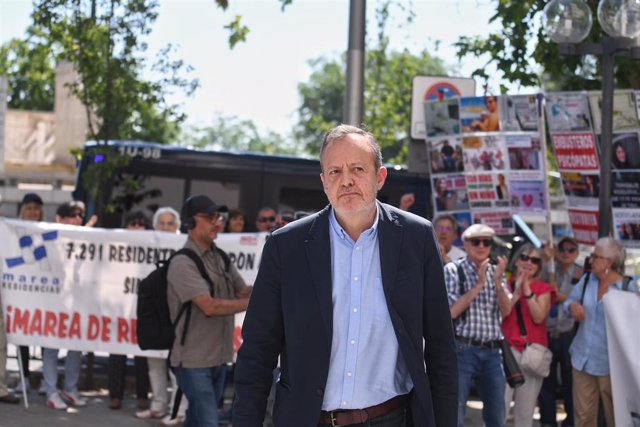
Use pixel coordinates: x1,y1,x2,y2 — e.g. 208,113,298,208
136,247,230,351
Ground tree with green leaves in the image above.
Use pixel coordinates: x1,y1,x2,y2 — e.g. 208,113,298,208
182,114,302,155
454,1,640,92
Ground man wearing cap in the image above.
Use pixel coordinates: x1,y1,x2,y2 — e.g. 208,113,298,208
168,195,251,427
443,223,511,427
538,236,582,427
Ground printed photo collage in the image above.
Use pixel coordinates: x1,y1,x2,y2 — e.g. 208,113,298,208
547,91,640,247
424,95,545,235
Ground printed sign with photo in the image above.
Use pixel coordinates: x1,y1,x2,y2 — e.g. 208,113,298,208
426,136,464,174
551,133,600,172
460,96,501,133
595,132,640,170
472,210,515,235
501,95,539,132
466,173,510,209
545,92,592,132
507,134,543,171
509,179,547,212
424,98,460,137
561,172,600,209
432,174,469,212
462,134,507,172
613,209,640,248
588,91,639,134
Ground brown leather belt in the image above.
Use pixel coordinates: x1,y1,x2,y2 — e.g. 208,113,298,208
319,394,408,426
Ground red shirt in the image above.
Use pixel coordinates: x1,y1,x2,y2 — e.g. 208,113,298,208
502,280,557,352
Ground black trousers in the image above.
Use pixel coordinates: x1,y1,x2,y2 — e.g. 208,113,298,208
107,354,150,399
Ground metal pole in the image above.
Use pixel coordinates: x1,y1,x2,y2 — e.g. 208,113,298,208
344,0,365,126
598,37,615,238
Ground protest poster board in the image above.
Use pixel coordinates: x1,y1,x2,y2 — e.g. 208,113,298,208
547,90,640,247
0,218,267,357
424,94,547,237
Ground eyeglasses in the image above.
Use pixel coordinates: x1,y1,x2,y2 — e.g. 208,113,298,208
196,212,228,223
66,212,84,219
590,253,610,261
257,216,276,223
519,254,542,266
469,238,492,247
558,246,577,254
280,215,295,223
436,225,455,233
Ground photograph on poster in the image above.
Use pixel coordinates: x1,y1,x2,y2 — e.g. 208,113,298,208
452,211,472,246
424,98,460,136
460,96,501,133
588,91,639,133
501,95,539,132
613,209,640,247
561,172,600,208
596,132,640,169
509,180,546,211
432,175,469,212
545,93,592,132
472,210,515,235
551,133,600,171
507,134,542,171
467,173,510,209
426,136,464,173
612,172,640,208
462,135,507,172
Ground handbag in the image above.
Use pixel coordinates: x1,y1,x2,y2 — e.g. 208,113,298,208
501,339,525,388
515,299,553,378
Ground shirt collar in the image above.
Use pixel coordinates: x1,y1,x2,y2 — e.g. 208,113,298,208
328,205,379,245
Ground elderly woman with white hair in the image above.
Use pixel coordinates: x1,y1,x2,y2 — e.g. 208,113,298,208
564,237,637,427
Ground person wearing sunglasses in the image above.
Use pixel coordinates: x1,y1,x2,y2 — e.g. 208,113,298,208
563,237,637,427
444,223,511,427
502,244,556,427
538,236,582,427
255,207,276,232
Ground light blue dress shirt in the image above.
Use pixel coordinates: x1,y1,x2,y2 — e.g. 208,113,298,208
321,207,413,411
563,273,637,376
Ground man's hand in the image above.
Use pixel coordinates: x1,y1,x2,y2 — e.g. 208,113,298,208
494,255,508,278
569,301,585,321
236,286,253,299
477,259,490,289
85,215,98,227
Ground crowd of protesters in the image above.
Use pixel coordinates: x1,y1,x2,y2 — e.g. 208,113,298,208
1,176,637,427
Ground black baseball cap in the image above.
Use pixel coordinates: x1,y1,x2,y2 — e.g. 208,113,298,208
181,195,228,220
21,193,43,206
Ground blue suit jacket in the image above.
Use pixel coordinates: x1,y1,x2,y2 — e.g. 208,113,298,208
234,202,458,427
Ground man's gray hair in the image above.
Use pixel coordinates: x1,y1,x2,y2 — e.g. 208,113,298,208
153,206,181,232
596,237,626,273
320,124,383,171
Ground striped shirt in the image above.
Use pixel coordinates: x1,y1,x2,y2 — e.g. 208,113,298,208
444,257,508,341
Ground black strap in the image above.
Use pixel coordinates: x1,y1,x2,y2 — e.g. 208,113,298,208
456,261,467,324
170,248,216,347
622,275,632,292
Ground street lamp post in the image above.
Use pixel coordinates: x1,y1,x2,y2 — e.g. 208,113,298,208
543,0,640,238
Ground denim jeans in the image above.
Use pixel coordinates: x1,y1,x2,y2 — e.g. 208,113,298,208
42,348,82,397
538,332,574,426
456,339,506,427
174,365,225,427
318,406,407,427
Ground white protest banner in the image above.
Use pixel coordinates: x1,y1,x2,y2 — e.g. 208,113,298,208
603,289,640,427
0,218,267,357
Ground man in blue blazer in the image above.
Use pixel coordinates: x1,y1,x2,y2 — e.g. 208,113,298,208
234,125,457,427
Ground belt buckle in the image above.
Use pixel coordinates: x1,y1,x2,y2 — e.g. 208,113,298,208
330,411,338,427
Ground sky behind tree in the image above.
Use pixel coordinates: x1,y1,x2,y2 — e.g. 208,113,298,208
1,0,507,134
